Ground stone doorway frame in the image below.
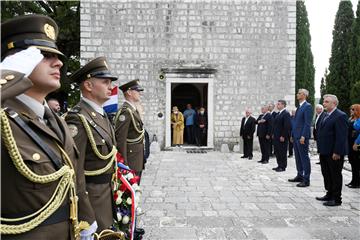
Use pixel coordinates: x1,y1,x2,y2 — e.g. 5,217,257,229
165,77,214,148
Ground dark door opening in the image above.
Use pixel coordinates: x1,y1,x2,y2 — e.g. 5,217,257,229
171,83,208,146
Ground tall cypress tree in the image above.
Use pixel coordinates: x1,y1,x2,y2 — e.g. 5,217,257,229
296,1,315,107
350,0,360,103
326,1,354,111
319,68,328,104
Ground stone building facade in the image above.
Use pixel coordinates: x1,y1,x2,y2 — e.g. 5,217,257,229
80,0,296,149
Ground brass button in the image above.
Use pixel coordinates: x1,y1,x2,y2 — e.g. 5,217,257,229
32,153,41,161
101,139,105,143
5,74,15,80
0,79,7,85
91,112,96,117
129,150,133,153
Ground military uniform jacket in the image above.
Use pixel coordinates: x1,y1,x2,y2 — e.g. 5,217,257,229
65,100,116,232
115,101,144,172
0,70,33,102
1,98,95,240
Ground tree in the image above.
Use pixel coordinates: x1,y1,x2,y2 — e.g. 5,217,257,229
319,68,328,104
296,1,315,107
1,1,80,108
326,1,354,111
349,0,360,104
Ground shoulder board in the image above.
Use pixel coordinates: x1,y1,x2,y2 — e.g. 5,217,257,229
68,106,81,114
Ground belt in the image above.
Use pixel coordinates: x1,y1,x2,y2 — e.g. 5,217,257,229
1,203,69,227
85,173,112,184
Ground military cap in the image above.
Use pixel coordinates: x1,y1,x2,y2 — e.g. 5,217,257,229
1,14,64,58
69,57,118,83
119,79,144,92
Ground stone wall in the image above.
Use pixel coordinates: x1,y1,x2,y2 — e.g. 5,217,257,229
80,0,296,149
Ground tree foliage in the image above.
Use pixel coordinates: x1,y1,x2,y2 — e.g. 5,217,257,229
296,1,315,107
1,0,80,108
319,68,328,104
326,1,354,111
349,0,360,104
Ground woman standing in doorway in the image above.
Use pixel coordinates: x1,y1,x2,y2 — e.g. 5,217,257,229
171,106,184,146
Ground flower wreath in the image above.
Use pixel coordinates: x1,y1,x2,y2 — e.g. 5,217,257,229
111,152,142,240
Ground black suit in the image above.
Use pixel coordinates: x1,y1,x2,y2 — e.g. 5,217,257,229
240,116,256,158
257,113,273,162
273,110,291,169
270,111,278,156
317,108,348,202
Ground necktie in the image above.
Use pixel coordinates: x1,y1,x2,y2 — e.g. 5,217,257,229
44,107,64,142
321,113,330,126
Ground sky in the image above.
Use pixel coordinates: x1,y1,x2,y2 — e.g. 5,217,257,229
306,0,358,98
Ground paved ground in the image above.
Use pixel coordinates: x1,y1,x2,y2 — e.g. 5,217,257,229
139,149,360,240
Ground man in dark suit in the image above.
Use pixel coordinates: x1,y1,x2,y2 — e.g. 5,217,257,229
316,94,348,206
288,109,296,157
268,102,278,157
256,105,273,164
313,104,325,164
272,100,291,172
240,109,256,159
289,88,313,187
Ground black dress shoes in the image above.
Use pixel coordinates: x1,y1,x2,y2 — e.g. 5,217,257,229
296,182,310,187
248,156,253,160
323,200,341,206
261,161,269,164
257,160,263,163
315,195,332,201
275,168,285,172
288,177,302,182
241,155,248,158
272,167,279,170
345,182,352,186
347,184,360,188
315,162,320,164
134,227,145,240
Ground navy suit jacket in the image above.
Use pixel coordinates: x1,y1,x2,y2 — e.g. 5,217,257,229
317,108,349,156
292,101,313,139
256,112,272,138
273,110,291,140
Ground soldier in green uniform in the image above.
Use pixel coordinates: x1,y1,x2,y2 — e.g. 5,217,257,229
65,57,118,233
115,80,145,183
1,15,96,239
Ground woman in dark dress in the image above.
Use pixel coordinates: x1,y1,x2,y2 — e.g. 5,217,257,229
346,104,360,188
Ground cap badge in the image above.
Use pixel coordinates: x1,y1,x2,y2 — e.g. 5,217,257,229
44,23,56,40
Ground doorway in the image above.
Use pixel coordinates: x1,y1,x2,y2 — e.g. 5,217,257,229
165,77,214,148
171,83,207,146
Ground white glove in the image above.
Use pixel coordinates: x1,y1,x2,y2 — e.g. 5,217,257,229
0,47,44,77
80,221,98,240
